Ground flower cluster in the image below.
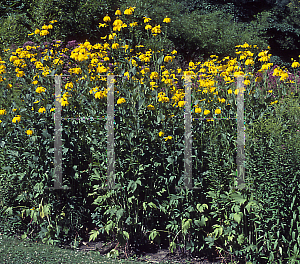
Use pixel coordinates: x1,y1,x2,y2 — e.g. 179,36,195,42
0,8,299,140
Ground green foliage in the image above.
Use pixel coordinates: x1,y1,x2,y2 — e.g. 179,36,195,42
0,4,300,263
124,0,269,64
28,0,118,42
251,7,300,71
0,13,31,52
0,0,120,52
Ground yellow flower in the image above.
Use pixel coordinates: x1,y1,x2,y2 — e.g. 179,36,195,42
195,107,202,114
227,89,232,94
163,17,171,23
292,61,300,68
26,130,33,135
103,15,111,22
145,24,152,30
178,101,186,107
117,98,126,104
113,18,123,27
16,70,25,77
204,110,210,115
270,100,278,105
245,58,254,66
131,59,137,66
61,100,69,106
112,43,119,49
124,8,133,15
36,86,46,93
130,22,138,27
260,63,273,71
38,107,46,113
65,82,73,90
150,71,159,80
9,56,18,62
34,29,40,34
143,17,151,23
164,55,173,63
99,23,108,28
159,131,164,137
97,65,108,74
40,30,49,36
151,25,161,34
268,90,273,93
95,91,105,99
62,92,71,100
0,109,7,115
115,9,122,15
12,115,21,123
234,71,244,77
69,67,82,75
164,136,173,141
280,72,289,81
158,96,169,103
215,108,221,115
147,104,155,110
240,42,250,48
244,79,251,85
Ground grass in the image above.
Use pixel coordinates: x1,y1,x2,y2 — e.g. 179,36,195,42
0,234,149,264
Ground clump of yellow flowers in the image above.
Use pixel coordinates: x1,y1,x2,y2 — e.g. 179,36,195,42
0,7,299,140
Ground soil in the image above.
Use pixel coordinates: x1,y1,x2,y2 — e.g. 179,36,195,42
65,239,224,264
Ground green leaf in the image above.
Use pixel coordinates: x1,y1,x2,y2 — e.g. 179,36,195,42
237,234,244,245
21,233,27,240
89,230,100,242
122,230,129,240
230,192,247,205
212,224,223,238
233,212,243,224
195,215,208,227
200,215,208,226
116,208,124,221
148,202,157,209
182,218,192,234
149,229,159,241
167,156,173,164
143,202,147,211
207,191,217,199
196,203,208,213
245,200,258,213
169,241,176,253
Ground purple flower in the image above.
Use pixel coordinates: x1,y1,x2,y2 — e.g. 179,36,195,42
22,41,36,48
66,40,78,49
